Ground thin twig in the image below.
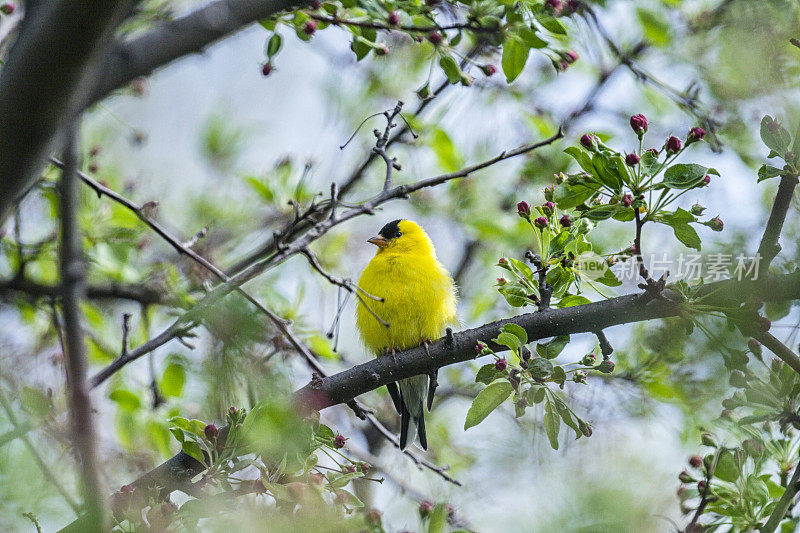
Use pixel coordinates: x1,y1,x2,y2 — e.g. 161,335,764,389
755,332,800,377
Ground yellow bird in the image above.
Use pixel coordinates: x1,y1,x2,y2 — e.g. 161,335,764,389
356,219,458,450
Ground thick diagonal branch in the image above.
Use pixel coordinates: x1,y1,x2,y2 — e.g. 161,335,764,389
0,0,139,222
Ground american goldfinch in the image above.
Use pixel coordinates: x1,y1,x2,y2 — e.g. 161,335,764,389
356,219,458,450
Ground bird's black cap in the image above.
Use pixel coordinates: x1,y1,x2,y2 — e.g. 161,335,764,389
378,219,403,240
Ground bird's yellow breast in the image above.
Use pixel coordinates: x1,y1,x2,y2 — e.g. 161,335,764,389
356,251,457,355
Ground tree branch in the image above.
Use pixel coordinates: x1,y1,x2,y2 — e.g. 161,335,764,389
757,173,799,271
58,123,105,529
0,0,139,222
0,276,172,306
295,272,800,411
85,0,310,107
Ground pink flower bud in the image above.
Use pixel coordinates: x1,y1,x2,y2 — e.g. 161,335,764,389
482,64,498,77
708,217,723,232
564,50,578,64
303,20,318,35
419,501,433,517
689,455,702,468
496,277,507,286
545,0,563,15
495,358,508,371
204,424,219,439
427,31,443,45
625,153,639,166
687,127,706,144
334,434,347,448
261,63,273,76
387,11,400,25
630,114,648,136
517,201,531,219
690,203,705,215
702,175,711,186
0,2,15,15
534,216,548,228
544,185,555,202
475,341,488,353
666,135,682,153
572,370,587,383
542,201,555,214
580,134,594,149
559,214,572,227
621,194,633,207
498,257,507,266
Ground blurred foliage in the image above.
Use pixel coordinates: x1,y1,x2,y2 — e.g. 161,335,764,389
1,0,800,531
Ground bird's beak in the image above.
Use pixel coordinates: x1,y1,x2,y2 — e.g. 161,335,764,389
367,235,389,248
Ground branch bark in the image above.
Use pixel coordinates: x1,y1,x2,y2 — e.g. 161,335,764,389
58,123,105,529
757,173,799,271
0,276,172,306
84,0,309,107
0,0,139,222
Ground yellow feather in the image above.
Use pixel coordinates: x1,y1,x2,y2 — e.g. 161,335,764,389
355,220,457,450
355,220,458,354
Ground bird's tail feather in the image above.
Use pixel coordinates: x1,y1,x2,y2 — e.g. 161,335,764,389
399,375,428,450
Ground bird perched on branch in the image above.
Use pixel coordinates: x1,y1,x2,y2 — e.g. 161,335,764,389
356,219,457,450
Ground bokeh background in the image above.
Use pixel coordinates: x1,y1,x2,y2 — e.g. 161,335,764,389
1,0,799,531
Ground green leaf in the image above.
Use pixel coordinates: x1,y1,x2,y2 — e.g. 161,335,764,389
760,115,792,155
714,449,739,482
582,204,619,221
591,152,622,191
544,404,560,449
758,165,784,182
266,33,283,57
21,386,53,418
563,146,594,174
595,267,622,287
536,13,567,35
528,358,554,378
636,7,670,46
427,503,448,533
517,26,548,48
551,366,566,387
109,389,141,412
475,363,504,385
182,440,206,465
160,362,186,398
494,332,521,351
661,163,708,189
501,37,530,83
640,149,660,175
536,335,570,359
439,53,463,84
507,257,534,280
430,128,464,172
336,489,364,508
501,323,528,345
464,381,514,430
499,282,531,307
672,223,701,250
556,294,591,307
553,182,596,209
